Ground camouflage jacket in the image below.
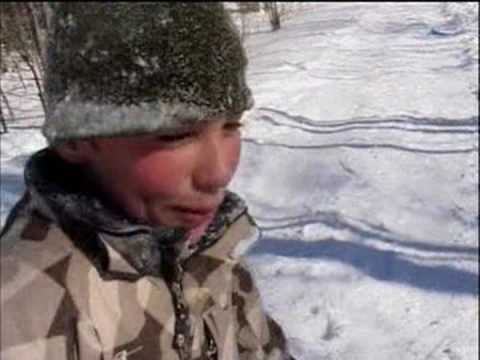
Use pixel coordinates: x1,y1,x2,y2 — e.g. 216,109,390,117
1,150,294,360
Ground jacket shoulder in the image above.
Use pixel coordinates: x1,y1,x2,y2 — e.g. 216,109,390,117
1,208,76,275
0,208,84,352
1,208,78,308
204,212,260,261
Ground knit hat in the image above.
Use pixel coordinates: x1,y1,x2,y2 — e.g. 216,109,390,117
42,2,254,145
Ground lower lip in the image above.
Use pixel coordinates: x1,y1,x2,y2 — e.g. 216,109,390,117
174,209,215,227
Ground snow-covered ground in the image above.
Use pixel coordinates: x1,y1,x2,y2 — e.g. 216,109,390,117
1,3,478,359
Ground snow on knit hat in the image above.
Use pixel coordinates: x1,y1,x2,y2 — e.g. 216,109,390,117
42,2,254,145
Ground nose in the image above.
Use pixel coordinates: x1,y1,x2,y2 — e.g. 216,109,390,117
192,130,237,194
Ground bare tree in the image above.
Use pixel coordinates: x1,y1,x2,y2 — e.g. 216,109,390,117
263,2,281,31
0,87,13,133
0,2,50,130
226,3,261,41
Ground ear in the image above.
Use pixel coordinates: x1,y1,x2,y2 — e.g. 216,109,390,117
54,140,95,164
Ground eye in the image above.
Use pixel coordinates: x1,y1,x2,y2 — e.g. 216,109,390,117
154,131,197,144
223,122,243,133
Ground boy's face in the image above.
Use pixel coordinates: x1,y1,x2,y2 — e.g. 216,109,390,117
70,117,242,241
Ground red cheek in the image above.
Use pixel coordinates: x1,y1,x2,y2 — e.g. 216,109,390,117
131,151,191,198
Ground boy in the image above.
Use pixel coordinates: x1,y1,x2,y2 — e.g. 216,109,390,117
1,3,294,359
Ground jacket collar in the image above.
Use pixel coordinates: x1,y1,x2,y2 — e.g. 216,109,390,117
24,148,248,278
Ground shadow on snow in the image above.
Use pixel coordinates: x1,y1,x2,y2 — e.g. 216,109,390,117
256,212,478,256
248,236,479,296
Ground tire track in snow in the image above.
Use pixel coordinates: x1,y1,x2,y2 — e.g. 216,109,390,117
257,107,478,128
257,114,477,135
245,108,478,154
242,138,478,155
254,210,478,257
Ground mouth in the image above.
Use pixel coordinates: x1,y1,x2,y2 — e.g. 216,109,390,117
171,205,218,227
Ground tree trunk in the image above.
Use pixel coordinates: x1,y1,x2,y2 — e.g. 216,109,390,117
263,2,281,31
269,2,281,31
0,86,14,132
0,112,7,133
26,2,47,74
